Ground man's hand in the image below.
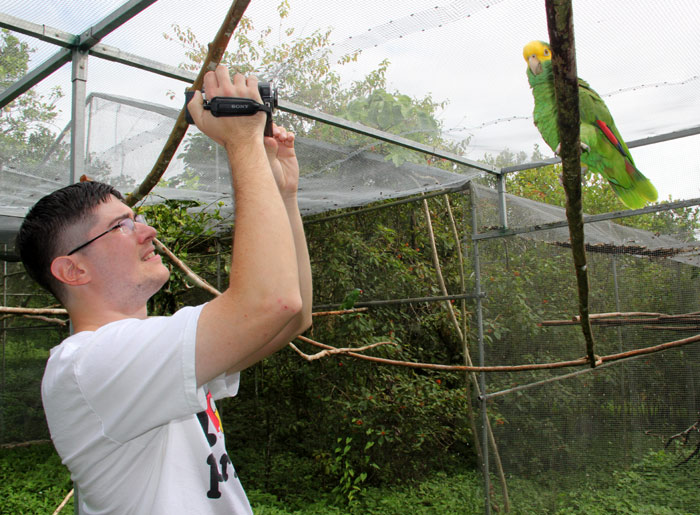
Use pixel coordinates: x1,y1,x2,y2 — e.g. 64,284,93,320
265,124,299,199
187,65,267,151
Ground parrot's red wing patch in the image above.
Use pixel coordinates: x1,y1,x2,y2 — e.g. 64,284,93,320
595,120,619,146
595,119,629,158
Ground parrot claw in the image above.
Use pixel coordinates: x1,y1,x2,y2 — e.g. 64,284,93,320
554,143,589,157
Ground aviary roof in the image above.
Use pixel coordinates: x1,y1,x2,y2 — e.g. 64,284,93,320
1,0,699,250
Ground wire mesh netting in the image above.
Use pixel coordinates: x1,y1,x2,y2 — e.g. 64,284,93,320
471,187,700,482
1,0,700,512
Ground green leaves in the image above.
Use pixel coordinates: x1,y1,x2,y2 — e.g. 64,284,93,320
140,198,224,314
0,29,65,171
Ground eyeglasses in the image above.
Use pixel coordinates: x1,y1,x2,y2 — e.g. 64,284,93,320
67,215,148,256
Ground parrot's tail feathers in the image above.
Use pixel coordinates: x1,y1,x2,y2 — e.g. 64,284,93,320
636,177,659,203
625,163,659,202
610,171,658,209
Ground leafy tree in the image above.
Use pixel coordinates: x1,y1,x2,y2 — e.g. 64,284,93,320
0,29,65,172
166,3,470,185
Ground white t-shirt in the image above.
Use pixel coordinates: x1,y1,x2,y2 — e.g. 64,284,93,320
41,304,253,514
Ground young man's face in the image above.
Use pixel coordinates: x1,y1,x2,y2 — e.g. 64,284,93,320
70,195,170,309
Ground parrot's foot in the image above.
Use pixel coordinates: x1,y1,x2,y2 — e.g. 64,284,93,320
554,142,590,156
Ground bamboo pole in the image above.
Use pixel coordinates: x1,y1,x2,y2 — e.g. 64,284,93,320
52,489,73,515
424,197,510,511
124,0,251,207
450,197,512,512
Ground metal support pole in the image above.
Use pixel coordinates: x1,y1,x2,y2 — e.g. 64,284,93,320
497,173,508,230
1,246,7,436
70,49,88,184
471,184,491,514
69,49,88,515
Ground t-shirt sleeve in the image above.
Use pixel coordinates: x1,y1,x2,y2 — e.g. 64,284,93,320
73,304,238,443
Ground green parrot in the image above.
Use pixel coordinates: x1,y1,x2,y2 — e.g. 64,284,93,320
339,288,362,309
523,40,658,209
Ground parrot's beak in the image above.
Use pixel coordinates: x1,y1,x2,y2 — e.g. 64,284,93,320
528,55,542,75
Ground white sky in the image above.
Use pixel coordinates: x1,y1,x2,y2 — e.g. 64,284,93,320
3,0,700,203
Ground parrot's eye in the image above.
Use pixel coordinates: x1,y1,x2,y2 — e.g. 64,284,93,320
544,49,550,56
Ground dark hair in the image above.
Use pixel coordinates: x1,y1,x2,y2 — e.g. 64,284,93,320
16,181,124,300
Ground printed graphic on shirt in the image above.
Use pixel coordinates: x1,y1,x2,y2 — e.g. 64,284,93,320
197,391,237,499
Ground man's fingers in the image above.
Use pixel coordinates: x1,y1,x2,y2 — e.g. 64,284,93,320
214,65,231,88
203,68,220,96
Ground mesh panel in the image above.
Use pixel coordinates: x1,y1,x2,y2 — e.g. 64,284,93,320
478,236,700,477
83,93,484,217
472,182,700,267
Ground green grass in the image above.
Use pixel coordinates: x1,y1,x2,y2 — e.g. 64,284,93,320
1,443,698,514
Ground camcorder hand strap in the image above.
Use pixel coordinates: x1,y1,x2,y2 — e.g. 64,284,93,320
184,92,272,126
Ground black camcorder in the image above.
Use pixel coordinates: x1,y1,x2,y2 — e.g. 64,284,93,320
184,82,278,136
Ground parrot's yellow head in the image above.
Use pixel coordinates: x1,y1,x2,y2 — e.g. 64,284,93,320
523,40,551,76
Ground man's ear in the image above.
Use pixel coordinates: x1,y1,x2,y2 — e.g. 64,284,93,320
50,256,91,287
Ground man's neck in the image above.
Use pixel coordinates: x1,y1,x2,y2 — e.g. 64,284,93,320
69,303,148,333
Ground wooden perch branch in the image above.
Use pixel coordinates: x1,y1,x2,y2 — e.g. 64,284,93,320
545,0,597,367
124,0,251,207
9,229,697,378
0,306,67,316
312,307,368,317
296,333,700,372
289,340,396,361
541,311,700,327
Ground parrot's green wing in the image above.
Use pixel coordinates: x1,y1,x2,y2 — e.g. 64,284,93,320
578,79,658,209
528,59,658,209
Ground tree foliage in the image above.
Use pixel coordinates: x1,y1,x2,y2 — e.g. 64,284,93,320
166,3,469,186
0,29,64,171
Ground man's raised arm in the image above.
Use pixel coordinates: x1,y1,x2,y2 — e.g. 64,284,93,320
187,66,304,386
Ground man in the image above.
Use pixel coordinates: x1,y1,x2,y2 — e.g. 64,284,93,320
16,65,312,514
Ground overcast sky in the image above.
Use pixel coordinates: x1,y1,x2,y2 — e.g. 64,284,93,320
4,0,700,203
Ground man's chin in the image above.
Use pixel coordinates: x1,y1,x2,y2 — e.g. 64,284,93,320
146,268,171,298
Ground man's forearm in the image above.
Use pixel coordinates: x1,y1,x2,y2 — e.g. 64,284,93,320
285,196,312,327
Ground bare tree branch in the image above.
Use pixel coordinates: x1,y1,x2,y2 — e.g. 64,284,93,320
124,0,252,207
154,238,220,297
289,340,396,361
545,0,597,367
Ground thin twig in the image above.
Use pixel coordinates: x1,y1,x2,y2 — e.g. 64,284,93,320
289,340,396,361
52,489,73,515
663,413,700,466
155,238,220,296
312,307,368,317
21,314,68,326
